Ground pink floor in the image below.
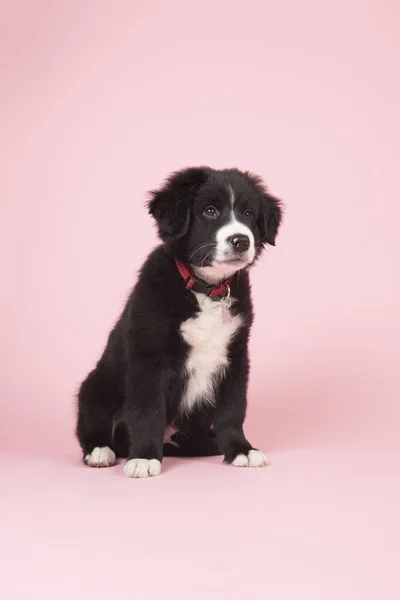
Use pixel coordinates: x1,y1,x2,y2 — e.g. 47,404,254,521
2,388,399,600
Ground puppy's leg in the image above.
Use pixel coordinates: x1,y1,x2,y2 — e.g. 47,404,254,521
123,362,167,479
76,366,120,467
214,341,268,468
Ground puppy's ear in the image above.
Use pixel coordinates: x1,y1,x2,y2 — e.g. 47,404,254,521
148,167,209,242
259,193,283,246
245,172,283,246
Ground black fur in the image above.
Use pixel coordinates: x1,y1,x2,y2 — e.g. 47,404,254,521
76,167,282,471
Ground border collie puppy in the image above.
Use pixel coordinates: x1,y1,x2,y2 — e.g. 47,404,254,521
76,167,283,478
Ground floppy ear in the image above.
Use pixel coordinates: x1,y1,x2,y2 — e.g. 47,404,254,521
245,172,283,246
148,167,210,242
259,193,283,246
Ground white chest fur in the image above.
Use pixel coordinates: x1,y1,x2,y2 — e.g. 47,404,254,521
180,293,243,413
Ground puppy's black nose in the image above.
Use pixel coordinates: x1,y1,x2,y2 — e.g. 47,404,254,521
227,235,250,253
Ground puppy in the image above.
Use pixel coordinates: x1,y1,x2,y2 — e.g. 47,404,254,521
76,167,282,478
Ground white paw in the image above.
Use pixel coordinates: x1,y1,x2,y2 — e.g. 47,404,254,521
232,449,268,468
85,446,116,468
124,458,161,479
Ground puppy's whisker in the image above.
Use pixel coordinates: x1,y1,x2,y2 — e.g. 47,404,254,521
188,243,217,263
199,248,215,268
193,249,216,269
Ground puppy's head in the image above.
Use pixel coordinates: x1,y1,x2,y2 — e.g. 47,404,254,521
148,167,283,282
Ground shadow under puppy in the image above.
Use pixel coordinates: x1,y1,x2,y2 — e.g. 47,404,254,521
76,167,283,478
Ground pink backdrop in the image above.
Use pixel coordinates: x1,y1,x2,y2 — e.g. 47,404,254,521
1,1,399,599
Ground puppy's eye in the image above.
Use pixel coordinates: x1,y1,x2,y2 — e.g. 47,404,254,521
244,209,254,218
203,206,219,219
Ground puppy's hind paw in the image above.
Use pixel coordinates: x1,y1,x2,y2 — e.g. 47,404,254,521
231,449,269,468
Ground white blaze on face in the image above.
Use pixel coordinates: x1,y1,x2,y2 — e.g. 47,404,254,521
214,185,255,263
193,186,256,285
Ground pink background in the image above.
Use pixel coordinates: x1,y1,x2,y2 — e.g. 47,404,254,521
1,1,399,598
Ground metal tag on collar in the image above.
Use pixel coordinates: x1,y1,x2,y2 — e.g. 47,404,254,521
221,285,232,323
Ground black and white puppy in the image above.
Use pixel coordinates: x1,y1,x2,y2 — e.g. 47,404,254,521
76,167,283,478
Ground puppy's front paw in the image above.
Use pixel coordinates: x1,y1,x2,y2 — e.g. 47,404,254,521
124,458,161,479
85,446,116,467
231,449,269,468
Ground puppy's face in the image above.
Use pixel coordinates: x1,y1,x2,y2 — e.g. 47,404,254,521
148,167,282,282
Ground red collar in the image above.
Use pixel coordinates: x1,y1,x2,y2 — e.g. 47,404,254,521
174,258,231,299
